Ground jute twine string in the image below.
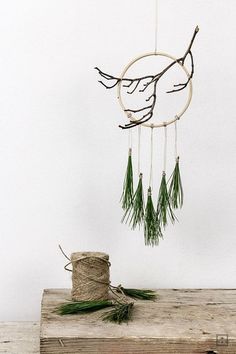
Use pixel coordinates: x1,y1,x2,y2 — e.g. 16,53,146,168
59,246,111,301
59,246,130,303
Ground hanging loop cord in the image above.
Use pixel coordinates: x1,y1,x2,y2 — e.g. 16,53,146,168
163,124,167,173
154,0,158,54
128,128,133,153
138,126,141,175
174,117,179,161
149,126,154,188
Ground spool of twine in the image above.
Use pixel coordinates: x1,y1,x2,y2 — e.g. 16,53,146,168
71,252,110,301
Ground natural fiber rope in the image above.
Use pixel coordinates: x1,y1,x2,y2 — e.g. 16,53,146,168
69,252,110,301
154,0,158,54
163,124,167,172
149,126,154,188
138,125,141,175
128,129,133,150
71,253,110,301
174,118,178,160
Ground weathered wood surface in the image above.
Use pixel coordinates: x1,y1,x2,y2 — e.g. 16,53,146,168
40,288,236,354
0,322,39,354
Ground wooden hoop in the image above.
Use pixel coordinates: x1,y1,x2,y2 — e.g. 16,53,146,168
117,52,193,128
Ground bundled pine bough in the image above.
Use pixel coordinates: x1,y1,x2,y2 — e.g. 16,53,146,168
168,157,183,209
144,187,163,247
122,173,144,230
102,302,134,324
57,285,157,324
57,300,113,315
115,285,157,300
120,148,133,211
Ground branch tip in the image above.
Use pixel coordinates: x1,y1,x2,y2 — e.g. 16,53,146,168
96,27,198,128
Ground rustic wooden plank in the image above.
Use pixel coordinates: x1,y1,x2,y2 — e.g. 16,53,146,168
0,321,39,354
40,289,236,354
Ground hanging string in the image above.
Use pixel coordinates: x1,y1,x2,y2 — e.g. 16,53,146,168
169,117,183,210
154,0,158,54
149,127,154,188
128,129,133,150
138,126,141,174
174,119,178,160
163,124,167,172
121,130,134,212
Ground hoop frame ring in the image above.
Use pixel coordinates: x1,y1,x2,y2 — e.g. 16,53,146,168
117,52,193,128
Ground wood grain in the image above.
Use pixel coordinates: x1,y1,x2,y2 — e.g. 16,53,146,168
0,322,39,354
40,289,236,354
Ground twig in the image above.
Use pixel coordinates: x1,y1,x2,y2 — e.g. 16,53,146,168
95,27,199,129
58,244,70,261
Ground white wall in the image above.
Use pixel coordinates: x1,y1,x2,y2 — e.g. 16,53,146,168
0,0,235,321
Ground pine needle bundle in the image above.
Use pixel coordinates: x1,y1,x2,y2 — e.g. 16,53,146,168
57,300,113,315
168,157,183,209
122,173,144,228
144,187,162,246
157,172,176,228
118,287,157,300
102,302,134,324
120,148,134,211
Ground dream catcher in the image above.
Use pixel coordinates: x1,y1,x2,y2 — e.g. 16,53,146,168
95,1,199,246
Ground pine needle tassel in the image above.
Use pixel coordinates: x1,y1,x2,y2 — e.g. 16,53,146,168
168,157,183,209
120,148,134,211
144,187,162,246
157,172,176,228
122,173,144,228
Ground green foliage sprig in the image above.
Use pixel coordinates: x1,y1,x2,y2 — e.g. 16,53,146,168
144,187,162,246
118,287,157,300
168,157,183,209
102,302,134,324
57,300,113,315
122,173,144,229
157,172,176,228
120,148,134,211
129,173,144,229
57,286,158,324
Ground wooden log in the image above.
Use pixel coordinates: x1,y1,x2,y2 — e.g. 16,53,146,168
40,288,236,354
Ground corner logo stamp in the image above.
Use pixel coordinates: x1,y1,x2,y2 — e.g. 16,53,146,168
216,334,228,346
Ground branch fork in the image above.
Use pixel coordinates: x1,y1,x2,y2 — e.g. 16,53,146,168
95,27,199,129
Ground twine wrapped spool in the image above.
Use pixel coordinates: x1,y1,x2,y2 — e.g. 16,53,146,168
71,252,110,301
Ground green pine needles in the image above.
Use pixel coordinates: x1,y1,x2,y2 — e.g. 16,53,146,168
102,302,134,324
168,157,183,209
129,173,144,229
157,172,176,228
57,287,158,324
122,173,144,228
57,299,134,324
120,149,184,246
120,148,134,211
144,187,162,246
118,287,157,300
57,300,113,315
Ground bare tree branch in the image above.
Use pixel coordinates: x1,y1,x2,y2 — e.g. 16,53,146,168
166,51,194,94
95,26,199,129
